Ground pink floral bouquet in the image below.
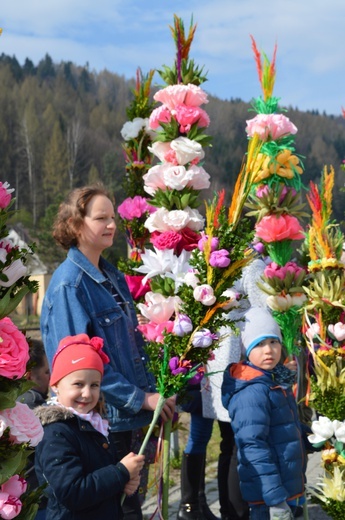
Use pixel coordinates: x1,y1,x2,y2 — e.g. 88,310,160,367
0,183,38,320
136,190,256,398
242,38,309,356
0,181,44,519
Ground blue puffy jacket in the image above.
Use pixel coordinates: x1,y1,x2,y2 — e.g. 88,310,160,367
40,247,156,432
221,361,306,506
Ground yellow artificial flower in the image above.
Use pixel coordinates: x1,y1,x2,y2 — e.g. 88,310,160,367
252,150,303,183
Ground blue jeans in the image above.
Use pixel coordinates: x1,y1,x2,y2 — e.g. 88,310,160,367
250,504,270,519
185,413,214,453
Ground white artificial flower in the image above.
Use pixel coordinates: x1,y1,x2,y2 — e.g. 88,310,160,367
0,259,27,287
165,249,192,293
183,270,200,288
333,420,345,443
309,416,335,444
144,207,204,233
163,165,193,191
120,117,148,140
185,165,211,190
134,248,177,285
148,141,172,162
170,136,205,165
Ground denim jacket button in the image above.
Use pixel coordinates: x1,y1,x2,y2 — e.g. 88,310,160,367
105,318,110,323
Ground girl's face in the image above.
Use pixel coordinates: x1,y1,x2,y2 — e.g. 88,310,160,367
52,369,102,414
78,194,116,255
248,337,282,371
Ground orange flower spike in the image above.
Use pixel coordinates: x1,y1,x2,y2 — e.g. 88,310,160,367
213,189,225,228
170,14,197,61
250,35,263,88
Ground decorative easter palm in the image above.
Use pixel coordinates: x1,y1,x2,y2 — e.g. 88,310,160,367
302,167,345,519
244,37,308,358
0,181,44,520
131,17,263,517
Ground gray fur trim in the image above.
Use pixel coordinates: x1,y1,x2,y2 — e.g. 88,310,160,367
34,405,74,426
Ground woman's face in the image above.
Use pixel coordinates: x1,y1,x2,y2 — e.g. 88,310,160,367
78,195,116,255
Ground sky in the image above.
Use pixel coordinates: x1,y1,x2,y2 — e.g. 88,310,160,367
1,0,345,116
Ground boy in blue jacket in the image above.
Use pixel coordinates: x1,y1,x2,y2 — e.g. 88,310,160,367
221,308,307,520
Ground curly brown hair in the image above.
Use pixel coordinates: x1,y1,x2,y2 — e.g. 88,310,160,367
53,184,114,250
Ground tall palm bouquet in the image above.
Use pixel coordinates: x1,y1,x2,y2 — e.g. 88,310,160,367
0,181,44,520
129,16,263,518
244,37,309,357
302,167,345,520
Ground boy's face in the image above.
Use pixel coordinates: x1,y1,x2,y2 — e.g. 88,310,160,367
29,357,50,395
248,337,282,370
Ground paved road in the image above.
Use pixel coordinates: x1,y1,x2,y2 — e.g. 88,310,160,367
142,451,332,519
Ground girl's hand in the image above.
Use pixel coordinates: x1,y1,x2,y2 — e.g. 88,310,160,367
142,393,176,422
124,475,141,496
120,452,145,479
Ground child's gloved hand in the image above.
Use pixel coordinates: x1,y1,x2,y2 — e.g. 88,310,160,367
269,501,293,520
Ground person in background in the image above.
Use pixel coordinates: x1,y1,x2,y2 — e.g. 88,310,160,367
177,257,267,520
221,308,309,520
35,333,145,520
17,339,50,520
19,339,50,408
40,184,175,520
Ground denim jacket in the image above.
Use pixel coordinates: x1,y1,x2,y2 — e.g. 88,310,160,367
40,247,155,432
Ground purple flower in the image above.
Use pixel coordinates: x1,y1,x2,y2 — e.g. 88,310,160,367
173,314,193,337
188,370,204,385
169,356,188,375
209,249,230,268
192,329,219,348
197,232,219,252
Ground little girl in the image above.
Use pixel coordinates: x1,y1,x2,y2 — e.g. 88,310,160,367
35,334,145,520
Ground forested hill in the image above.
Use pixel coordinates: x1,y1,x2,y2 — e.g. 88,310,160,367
2,53,345,259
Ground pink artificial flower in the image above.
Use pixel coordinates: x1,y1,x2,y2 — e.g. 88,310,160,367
0,493,22,520
0,402,43,446
124,274,150,300
173,314,193,337
305,323,321,342
138,320,174,343
193,284,216,306
149,105,172,129
198,233,219,252
245,113,297,141
192,328,219,348
264,261,305,281
174,104,210,133
209,249,231,268
143,164,170,195
0,239,13,263
137,292,181,324
154,84,208,111
0,182,14,210
0,317,30,379
279,186,296,204
1,476,27,498
256,185,270,198
117,196,155,220
149,141,174,163
328,322,345,342
255,214,304,243
150,230,181,251
0,259,27,287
